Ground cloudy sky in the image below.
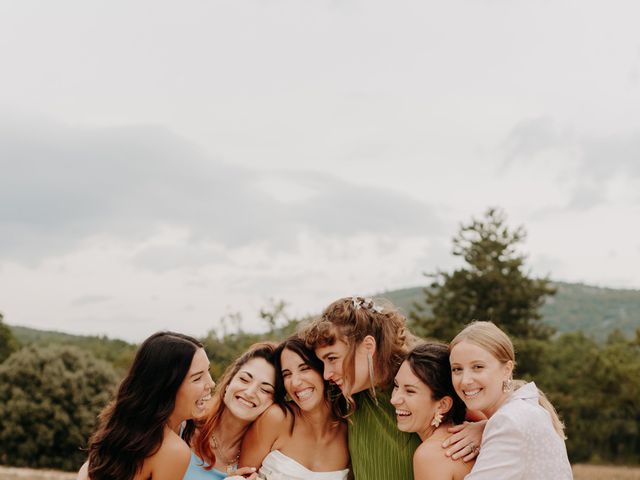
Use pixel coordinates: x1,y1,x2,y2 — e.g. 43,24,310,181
1,0,639,342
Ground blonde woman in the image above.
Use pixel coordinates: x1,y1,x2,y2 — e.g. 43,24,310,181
449,321,572,479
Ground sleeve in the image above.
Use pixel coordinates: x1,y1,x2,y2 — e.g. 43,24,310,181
464,413,526,480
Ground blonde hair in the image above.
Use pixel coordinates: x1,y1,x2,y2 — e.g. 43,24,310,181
301,296,416,413
450,321,566,439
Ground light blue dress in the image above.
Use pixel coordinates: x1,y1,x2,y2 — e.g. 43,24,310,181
183,451,227,480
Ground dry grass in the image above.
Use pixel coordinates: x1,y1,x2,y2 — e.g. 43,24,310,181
0,467,75,480
573,464,640,480
2,464,640,480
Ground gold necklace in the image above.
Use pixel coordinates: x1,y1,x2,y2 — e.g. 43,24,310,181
211,433,240,475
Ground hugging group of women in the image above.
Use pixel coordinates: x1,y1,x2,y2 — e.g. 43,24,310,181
78,296,573,480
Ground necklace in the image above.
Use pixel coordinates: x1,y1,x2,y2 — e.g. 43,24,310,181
211,433,240,475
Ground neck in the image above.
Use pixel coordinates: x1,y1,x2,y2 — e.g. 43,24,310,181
417,422,441,442
483,391,511,418
298,400,335,436
166,412,185,435
214,409,251,450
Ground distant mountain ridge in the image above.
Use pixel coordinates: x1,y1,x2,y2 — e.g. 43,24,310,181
380,281,640,341
7,282,640,346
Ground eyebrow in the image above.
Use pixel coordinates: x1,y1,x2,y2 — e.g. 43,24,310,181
240,370,275,388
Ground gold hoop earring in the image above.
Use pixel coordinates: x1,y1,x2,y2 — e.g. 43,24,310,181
367,352,377,404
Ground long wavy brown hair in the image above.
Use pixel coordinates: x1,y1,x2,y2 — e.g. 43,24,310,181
88,331,203,480
302,296,416,413
192,342,277,469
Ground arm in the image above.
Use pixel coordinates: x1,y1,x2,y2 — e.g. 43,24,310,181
413,445,454,480
239,404,287,470
464,415,525,480
442,420,486,461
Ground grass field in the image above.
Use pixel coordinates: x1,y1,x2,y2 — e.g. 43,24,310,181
1,464,639,479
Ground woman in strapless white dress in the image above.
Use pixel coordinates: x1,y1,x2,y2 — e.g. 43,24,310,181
240,336,350,480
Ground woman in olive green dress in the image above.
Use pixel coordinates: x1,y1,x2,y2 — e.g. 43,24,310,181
302,296,483,480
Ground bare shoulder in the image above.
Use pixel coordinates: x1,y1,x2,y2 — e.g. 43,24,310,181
413,441,456,480
77,461,89,480
255,404,292,432
146,430,190,475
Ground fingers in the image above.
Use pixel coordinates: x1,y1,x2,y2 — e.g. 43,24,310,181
227,466,257,478
451,443,480,462
445,422,467,436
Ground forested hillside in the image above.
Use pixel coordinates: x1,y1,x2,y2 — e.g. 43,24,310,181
384,281,640,341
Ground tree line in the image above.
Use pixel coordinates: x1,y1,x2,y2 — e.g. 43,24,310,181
1,208,639,469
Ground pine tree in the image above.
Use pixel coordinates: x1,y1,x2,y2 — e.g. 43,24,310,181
411,208,556,343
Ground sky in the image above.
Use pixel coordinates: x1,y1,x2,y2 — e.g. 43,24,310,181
1,0,639,342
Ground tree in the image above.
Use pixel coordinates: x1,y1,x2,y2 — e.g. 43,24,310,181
411,208,556,361
0,311,20,363
0,344,119,470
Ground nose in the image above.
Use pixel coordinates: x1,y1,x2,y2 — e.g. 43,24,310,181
244,381,259,398
291,371,302,387
323,366,334,381
460,368,473,385
390,390,401,406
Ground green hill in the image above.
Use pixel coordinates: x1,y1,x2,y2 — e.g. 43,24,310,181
9,325,136,372
380,281,640,341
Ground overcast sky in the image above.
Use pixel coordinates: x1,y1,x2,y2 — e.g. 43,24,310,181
1,0,639,342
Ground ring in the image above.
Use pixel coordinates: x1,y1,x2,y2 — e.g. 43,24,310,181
469,443,480,455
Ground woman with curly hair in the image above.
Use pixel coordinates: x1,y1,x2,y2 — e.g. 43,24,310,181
302,296,483,479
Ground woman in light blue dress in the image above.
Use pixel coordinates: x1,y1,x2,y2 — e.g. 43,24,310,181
183,342,278,480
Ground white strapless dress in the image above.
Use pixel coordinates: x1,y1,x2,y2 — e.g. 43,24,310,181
257,450,349,480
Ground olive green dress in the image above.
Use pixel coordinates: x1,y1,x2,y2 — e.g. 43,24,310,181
348,389,421,479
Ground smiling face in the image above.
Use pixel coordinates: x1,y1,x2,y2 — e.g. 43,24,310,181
449,340,513,418
315,338,370,395
174,347,214,421
280,348,325,411
390,361,442,440
223,357,276,421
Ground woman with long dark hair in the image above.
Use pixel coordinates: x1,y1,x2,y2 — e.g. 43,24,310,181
78,331,213,480
391,342,473,480
239,335,349,479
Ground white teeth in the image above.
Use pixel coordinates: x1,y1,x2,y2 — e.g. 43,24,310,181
395,409,411,417
201,394,212,402
236,396,255,408
295,388,314,401
464,389,481,398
